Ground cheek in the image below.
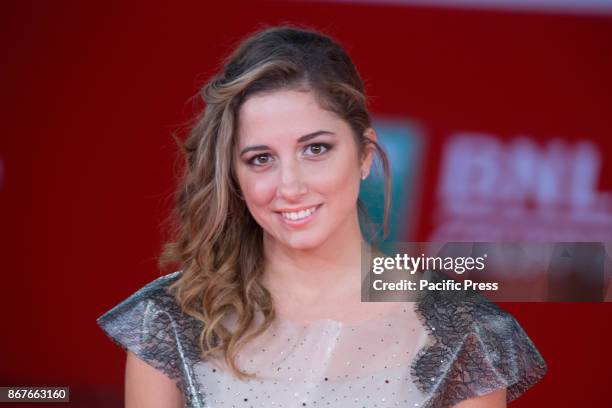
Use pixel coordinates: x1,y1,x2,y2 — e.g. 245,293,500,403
240,175,277,207
314,154,361,199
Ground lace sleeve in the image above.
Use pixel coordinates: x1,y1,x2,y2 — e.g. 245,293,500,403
412,276,548,407
96,271,205,403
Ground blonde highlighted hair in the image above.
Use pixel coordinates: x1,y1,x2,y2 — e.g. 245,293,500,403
158,25,391,380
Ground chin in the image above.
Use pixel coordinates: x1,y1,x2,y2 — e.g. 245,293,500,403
282,234,328,251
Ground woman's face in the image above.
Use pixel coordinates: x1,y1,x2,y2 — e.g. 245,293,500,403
234,88,372,251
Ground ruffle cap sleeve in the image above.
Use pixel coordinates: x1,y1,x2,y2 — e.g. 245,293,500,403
96,271,206,407
411,272,547,408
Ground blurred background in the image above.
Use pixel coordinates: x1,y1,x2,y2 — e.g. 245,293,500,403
1,0,611,406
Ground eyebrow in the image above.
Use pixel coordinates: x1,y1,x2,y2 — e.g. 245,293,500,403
239,130,335,156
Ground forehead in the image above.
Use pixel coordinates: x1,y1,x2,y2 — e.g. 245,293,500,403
236,89,348,146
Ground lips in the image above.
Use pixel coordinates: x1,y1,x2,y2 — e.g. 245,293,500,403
275,204,322,225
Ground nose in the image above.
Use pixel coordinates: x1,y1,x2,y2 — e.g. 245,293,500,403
276,159,307,201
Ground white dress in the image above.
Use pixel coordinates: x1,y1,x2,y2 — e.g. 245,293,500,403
97,271,547,408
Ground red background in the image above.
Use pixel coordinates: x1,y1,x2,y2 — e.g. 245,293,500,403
1,0,611,406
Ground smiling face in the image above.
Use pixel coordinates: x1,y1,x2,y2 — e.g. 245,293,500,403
233,88,371,251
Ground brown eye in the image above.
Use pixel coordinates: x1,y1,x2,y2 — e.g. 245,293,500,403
304,143,332,156
248,154,272,166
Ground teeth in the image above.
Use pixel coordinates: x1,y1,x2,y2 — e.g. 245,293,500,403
281,206,318,221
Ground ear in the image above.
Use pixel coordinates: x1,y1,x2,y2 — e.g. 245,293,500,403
360,128,378,180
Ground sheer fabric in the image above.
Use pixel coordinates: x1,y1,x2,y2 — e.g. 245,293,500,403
97,271,546,407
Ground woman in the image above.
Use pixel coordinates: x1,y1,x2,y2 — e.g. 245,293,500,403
97,26,547,407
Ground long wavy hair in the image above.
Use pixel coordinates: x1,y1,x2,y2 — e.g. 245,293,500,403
158,25,391,380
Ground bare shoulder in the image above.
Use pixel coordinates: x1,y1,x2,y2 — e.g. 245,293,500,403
451,389,507,408
125,351,184,408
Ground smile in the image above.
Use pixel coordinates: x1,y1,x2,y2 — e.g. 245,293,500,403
276,204,322,225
